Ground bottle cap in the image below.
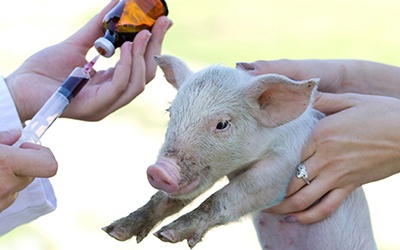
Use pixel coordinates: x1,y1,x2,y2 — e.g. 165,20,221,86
94,37,115,58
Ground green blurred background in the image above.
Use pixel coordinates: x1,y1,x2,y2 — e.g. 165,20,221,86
0,0,399,249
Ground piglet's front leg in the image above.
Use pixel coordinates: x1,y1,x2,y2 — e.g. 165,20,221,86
155,195,227,248
103,191,188,243
154,159,292,248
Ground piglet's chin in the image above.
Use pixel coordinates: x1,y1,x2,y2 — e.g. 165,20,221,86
168,178,201,198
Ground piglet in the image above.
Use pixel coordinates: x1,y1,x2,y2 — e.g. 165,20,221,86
103,55,376,249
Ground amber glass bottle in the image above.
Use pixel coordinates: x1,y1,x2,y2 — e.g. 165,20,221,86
94,0,168,58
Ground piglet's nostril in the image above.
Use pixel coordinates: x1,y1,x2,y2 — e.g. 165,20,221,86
163,180,172,186
146,164,180,194
148,174,155,182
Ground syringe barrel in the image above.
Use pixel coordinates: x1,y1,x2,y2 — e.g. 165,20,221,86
13,92,69,147
12,61,94,148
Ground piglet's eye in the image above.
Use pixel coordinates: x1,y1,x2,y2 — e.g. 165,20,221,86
216,120,230,130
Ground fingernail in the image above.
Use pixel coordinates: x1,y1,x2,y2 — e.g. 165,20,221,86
145,31,152,43
236,62,255,71
140,30,152,45
284,215,298,223
165,18,174,31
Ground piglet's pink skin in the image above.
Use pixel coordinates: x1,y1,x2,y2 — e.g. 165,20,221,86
103,55,376,250
147,157,181,194
147,157,201,197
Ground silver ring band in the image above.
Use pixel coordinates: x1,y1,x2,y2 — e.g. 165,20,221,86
296,163,311,185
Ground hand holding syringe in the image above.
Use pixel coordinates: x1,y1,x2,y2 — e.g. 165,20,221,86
13,55,99,148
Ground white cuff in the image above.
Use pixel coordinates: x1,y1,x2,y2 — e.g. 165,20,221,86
0,178,57,236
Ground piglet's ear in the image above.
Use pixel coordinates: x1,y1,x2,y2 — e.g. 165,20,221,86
245,74,318,128
155,55,193,90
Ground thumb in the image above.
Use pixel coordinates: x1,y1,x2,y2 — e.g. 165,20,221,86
65,0,119,51
313,92,357,115
0,129,22,145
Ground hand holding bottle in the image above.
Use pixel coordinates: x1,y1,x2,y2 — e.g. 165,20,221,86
5,0,173,124
95,0,168,57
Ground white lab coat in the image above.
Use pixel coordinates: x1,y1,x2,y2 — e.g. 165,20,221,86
0,76,56,236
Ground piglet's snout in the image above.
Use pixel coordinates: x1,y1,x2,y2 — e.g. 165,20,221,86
147,157,181,194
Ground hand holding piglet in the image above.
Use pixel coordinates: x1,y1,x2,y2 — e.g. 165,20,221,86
103,56,376,249
238,59,400,224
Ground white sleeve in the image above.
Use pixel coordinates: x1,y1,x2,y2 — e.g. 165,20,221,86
0,76,57,236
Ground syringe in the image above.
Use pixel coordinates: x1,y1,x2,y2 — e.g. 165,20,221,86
13,55,99,148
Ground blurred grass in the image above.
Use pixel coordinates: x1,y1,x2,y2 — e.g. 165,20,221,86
120,0,400,133
0,0,400,249
163,0,400,65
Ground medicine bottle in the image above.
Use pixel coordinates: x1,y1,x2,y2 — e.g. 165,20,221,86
94,0,168,58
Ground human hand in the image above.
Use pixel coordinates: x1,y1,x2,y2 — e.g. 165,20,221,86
5,0,173,123
236,59,400,98
0,129,58,212
265,92,400,223
236,59,347,93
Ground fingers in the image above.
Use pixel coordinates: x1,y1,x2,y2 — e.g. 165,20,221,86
144,16,174,82
0,142,56,212
66,2,172,58
265,93,361,224
268,156,328,214
313,92,359,115
267,158,353,224
107,30,153,110
81,17,173,119
236,59,315,80
0,167,34,212
284,160,316,198
131,30,152,89
283,187,352,224
236,59,349,93
302,92,367,167
64,14,172,121
66,0,119,51
1,143,58,178
0,129,21,145
121,17,172,97
84,30,152,118
0,192,20,213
